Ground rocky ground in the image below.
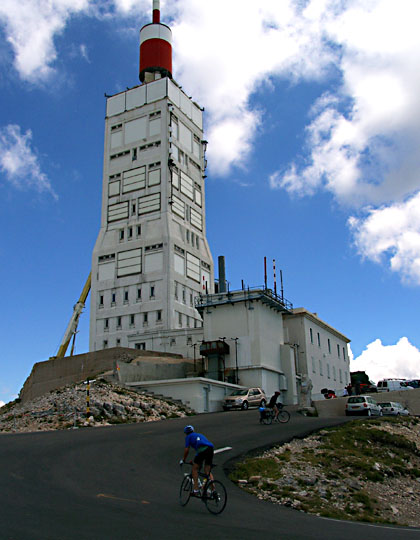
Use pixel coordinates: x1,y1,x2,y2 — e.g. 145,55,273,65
232,417,420,528
0,378,194,433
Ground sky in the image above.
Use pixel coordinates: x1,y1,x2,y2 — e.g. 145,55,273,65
1,0,420,405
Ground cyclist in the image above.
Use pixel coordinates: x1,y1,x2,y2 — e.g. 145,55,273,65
267,391,282,420
179,425,214,495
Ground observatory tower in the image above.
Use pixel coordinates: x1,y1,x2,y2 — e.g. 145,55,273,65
90,0,213,356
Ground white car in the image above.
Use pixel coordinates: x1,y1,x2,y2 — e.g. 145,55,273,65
379,402,410,416
345,395,383,417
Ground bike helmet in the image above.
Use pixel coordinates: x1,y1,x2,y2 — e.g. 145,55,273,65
184,425,194,434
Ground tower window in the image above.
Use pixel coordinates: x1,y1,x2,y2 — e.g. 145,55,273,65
143,313,148,325
111,292,116,304
150,286,155,298
132,147,137,161
157,310,162,322
137,288,142,301
103,340,108,349
117,316,122,328
130,314,135,326
119,229,124,241
137,225,141,236
135,342,146,350
99,294,104,307
128,227,133,239
124,291,129,303
104,318,109,330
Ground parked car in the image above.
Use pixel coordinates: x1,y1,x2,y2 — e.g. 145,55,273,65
377,379,414,392
223,387,266,411
345,395,383,417
406,379,420,389
379,402,410,416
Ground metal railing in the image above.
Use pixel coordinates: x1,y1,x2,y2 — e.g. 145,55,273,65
195,286,293,313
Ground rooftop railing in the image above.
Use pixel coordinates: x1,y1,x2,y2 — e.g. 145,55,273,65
195,286,293,313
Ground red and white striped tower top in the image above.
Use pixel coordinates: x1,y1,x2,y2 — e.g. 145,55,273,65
139,0,172,83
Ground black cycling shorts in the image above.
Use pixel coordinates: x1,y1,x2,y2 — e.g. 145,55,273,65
193,446,214,467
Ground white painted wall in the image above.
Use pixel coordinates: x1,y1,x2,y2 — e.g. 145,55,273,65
126,377,240,413
283,309,350,400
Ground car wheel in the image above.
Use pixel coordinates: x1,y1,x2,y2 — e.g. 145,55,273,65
367,409,372,417
378,410,383,416
241,401,249,410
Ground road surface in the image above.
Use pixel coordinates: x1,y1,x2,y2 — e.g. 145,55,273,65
1,410,419,539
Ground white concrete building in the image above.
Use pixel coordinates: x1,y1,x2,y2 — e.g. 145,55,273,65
194,290,351,406
89,4,213,358
196,288,299,405
283,308,351,401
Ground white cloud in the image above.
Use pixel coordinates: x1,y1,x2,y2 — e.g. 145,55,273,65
0,124,57,198
351,337,420,384
349,192,420,285
0,0,91,83
0,400,5,407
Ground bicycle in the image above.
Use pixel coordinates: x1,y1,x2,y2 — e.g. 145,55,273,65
259,405,290,424
179,462,227,514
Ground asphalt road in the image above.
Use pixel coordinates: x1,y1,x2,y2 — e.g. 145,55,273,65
1,410,419,539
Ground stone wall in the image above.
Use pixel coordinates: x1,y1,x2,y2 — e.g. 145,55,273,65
314,388,420,417
19,347,183,403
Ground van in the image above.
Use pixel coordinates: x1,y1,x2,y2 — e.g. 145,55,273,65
376,379,414,392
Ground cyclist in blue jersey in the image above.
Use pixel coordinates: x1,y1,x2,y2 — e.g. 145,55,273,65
179,425,214,495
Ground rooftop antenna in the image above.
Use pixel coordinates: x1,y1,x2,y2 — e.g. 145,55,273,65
273,259,277,296
280,270,284,302
264,257,267,291
139,0,173,83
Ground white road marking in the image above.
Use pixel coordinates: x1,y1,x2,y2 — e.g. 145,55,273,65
214,446,232,454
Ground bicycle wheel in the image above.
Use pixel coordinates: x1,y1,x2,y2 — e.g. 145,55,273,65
179,475,192,506
262,414,272,425
277,410,290,423
204,480,227,515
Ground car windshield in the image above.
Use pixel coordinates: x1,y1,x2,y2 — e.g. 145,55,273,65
380,403,391,407
229,389,248,396
348,397,366,403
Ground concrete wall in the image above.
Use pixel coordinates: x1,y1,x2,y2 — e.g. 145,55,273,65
116,356,193,382
19,347,183,403
314,388,420,417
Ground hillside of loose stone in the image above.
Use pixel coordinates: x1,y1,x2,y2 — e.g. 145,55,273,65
230,417,420,528
0,378,194,433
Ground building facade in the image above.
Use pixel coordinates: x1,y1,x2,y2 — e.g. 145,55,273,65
196,288,299,405
283,308,351,400
89,4,213,357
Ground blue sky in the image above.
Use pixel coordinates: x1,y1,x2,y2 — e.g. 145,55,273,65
1,0,420,405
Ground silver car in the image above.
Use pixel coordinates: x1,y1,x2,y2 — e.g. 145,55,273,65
345,395,383,417
223,387,266,411
379,402,410,416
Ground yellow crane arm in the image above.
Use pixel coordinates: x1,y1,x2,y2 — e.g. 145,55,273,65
56,272,91,358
